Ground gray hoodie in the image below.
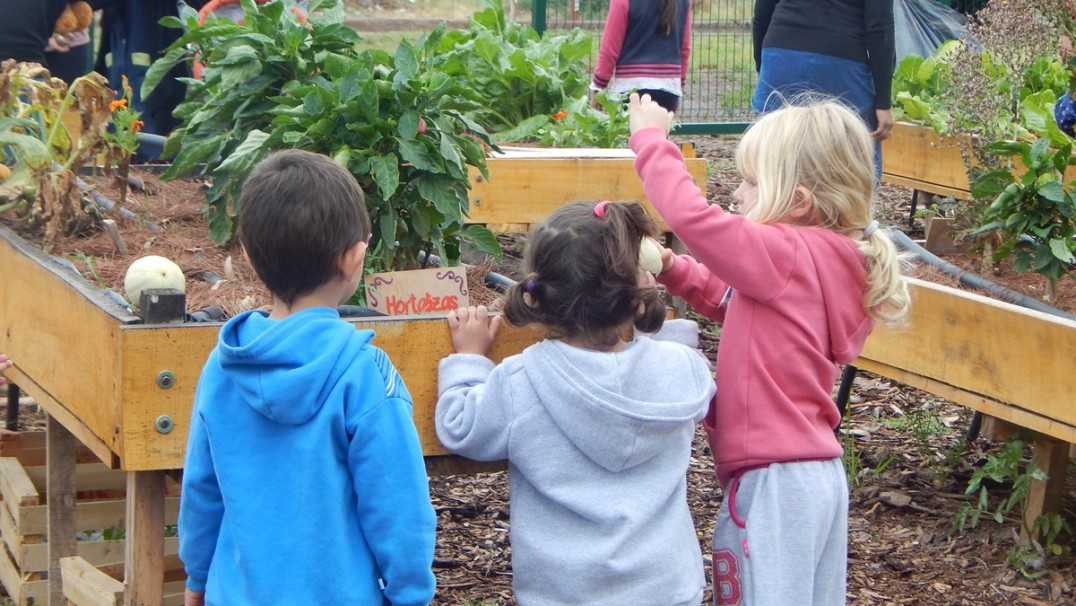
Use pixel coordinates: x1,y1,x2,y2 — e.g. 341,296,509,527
436,320,716,606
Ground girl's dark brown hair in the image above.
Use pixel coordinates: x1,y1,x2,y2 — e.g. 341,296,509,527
502,201,666,348
659,0,677,36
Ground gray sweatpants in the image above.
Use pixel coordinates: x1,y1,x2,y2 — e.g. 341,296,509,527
711,458,848,606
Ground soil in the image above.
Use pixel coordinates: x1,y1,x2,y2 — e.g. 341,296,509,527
2,134,1074,605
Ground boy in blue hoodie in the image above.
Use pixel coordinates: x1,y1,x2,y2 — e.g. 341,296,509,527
179,149,436,606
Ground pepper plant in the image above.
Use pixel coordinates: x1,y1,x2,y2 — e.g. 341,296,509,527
971,138,1076,303
143,0,500,271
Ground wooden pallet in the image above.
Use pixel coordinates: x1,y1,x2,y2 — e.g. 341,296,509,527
0,432,179,606
61,554,185,606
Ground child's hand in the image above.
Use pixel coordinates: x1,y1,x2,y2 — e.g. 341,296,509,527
184,588,205,606
447,306,501,356
660,246,675,274
629,92,674,136
0,354,11,386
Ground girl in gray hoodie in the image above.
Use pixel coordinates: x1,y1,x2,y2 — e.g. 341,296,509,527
436,200,716,605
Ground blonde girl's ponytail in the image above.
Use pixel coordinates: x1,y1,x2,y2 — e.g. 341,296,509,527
858,223,912,326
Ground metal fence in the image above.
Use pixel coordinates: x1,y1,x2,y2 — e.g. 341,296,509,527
532,0,756,134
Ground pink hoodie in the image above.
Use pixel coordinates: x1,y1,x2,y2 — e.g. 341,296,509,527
630,127,874,486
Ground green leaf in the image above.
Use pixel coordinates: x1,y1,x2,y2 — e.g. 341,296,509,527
369,154,400,200
461,224,502,258
398,138,441,172
215,129,270,174
1049,238,1076,263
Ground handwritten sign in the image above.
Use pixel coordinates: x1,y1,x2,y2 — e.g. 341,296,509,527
364,267,469,317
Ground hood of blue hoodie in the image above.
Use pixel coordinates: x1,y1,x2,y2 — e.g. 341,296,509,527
520,338,714,472
215,308,374,425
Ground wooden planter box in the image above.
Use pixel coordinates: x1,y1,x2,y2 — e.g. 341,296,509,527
855,277,1076,527
468,146,708,233
881,122,1076,199
0,432,180,606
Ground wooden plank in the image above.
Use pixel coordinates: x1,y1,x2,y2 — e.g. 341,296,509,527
467,156,709,232
0,457,40,508
62,556,125,606
124,471,166,606
881,122,971,197
881,122,1076,199
48,415,79,606
0,368,116,468
856,278,1076,436
22,495,179,539
0,226,133,462
23,537,179,578
114,317,543,470
0,430,103,467
0,535,43,606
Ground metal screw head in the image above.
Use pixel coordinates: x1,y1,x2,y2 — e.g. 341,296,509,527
155,415,174,434
156,370,175,389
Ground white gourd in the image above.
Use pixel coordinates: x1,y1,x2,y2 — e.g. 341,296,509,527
124,255,186,305
638,237,664,275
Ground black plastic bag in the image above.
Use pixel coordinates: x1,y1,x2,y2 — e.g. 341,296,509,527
894,0,968,61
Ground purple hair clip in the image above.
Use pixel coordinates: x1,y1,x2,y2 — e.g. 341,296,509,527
594,201,611,218
524,279,535,293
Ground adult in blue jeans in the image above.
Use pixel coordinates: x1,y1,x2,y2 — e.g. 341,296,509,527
751,0,895,181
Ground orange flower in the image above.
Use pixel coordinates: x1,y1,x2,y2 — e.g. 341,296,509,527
109,99,128,111
131,120,144,133
553,110,568,121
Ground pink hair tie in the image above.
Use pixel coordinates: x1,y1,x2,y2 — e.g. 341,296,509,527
594,201,611,218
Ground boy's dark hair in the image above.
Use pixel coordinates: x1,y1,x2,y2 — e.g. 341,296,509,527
502,201,666,347
238,149,371,306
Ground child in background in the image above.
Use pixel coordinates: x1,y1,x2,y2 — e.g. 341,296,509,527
436,200,716,606
179,149,436,606
628,94,910,605
591,0,692,112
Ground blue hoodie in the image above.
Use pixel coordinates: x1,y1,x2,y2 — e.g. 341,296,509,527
180,308,436,606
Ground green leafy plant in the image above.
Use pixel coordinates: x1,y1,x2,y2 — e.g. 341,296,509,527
433,0,593,136
143,0,501,271
496,91,630,148
951,438,1072,579
970,138,1076,303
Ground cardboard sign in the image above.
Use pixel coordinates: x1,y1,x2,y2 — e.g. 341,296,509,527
364,267,469,317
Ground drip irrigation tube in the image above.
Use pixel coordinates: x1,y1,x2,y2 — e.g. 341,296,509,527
889,228,1076,322
416,250,517,292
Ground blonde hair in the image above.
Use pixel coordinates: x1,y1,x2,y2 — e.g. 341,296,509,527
735,98,911,325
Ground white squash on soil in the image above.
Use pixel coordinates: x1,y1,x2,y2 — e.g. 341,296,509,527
638,237,664,275
124,255,186,305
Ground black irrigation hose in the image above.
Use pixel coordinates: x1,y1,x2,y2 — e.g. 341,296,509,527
889,228,1076,322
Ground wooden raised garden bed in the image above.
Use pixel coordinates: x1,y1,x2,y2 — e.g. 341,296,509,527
882,122,1076,199
855,277,1076,528
0,148,708,605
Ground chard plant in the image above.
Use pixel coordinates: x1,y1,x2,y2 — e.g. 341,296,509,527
143,0,501,271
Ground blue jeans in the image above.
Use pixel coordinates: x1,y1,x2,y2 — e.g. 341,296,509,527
752,47,882,181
